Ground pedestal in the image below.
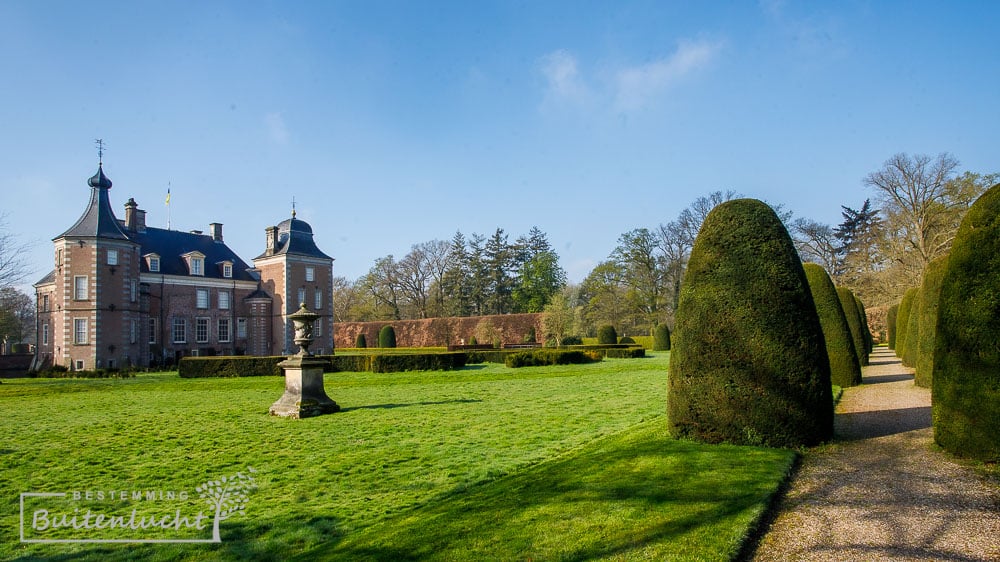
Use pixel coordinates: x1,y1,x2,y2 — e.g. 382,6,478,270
269,355,340,418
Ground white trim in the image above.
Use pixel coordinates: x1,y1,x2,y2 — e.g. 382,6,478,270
139,273,257,291
253,255,333,267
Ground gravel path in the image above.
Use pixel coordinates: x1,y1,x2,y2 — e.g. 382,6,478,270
749,347,1000,561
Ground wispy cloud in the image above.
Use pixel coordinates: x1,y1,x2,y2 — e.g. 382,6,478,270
539,49,592,109
613,39,724,112
265,112,290,145
538,39,723,115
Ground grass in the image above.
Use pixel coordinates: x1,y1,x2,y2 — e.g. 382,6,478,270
1,352,796,561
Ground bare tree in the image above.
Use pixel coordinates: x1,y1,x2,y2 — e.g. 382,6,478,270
0,287,35,344
0,214,33,290
790,218,842,275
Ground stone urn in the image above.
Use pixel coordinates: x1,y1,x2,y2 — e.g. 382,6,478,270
269,303,340,418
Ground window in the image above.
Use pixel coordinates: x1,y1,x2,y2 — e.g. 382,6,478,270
237,318,247,339
42,323,49,345
314,289,322,310
305,267,315,282
107,249,118,265
130,319,138,344
172,318,187,344
41,295,49,312
74,276,88,300
298,288,306,307
196,288,209,309
149,318,157,344
218,318,231,343
74,318,88,344
314,318,322,337
192,258,203,275
149,256,160,272
56,249,63,266
75,360,84,371
196,318,209,343
219,291,231,310
223,263,233,278
130,280,138,302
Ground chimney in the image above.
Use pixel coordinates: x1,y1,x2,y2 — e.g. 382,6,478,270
135,209,146,233
265,226,279,256
124,198,138,231
210,223,224,242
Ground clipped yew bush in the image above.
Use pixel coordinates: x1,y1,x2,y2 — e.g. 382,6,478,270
597,325,618,345
887,304,899,350
378,325,397,348
902,287,921,368
836,287,868,367
653,323,671,351
895,288,917,360
356,333,367,349
915,257,947,388
855,296,874,355
668,199,833,447
803,264,862,387
933,183,1000,460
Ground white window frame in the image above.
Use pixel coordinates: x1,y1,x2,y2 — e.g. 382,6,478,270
305,267,315,282
314,289,322,310
41,295,49,312
191,257,204,276
218,318,231,343
314,318,322,337
107,249,118,266
195,317,210,344
130,319,138,344
298,288,306,307
149,318,157,344
237,317,247,339
223,263,233,278
219,291,231,310
74,318,88,344
130,280,138,302
172,318,187,344
149,256,160,272
74,276,88,300
42,323,49,345
196,288,209,309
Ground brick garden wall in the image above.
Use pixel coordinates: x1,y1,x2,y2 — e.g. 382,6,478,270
335,313,544,348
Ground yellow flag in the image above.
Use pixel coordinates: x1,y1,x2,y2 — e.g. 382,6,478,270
165,188,171,205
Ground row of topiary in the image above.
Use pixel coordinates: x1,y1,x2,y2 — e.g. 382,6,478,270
667,198,873,448
178,352,468,377
888,183,1000,461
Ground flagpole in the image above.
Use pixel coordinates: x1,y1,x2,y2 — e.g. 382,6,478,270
166,183,171,230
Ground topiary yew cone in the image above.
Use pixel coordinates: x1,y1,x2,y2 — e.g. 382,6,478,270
933,183,1000,460
803,263,862,388
668,199,833,448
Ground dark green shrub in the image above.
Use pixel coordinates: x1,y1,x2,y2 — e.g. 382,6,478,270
469,336,478,346
524,327,537,343
903,287,922,368
895,288,917,360
355,333,367,348
179,356,284,377
618,336,635,344
915,257,947,388
597,325,618,345
652,324,671,351
505,349,599,368
561,335,583,345
803,264,862,387
836,287,868,367
855,296,874,354
668,199,833,448
602,347,645,359
933,183,1000,460
887,304,899,350
378,325,397,348
370,353,466,372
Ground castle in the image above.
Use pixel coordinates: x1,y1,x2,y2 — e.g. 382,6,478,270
33,162,334,370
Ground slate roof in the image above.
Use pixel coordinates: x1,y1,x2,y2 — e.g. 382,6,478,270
255,215,333,260
130,227,258,282
56,165,130,240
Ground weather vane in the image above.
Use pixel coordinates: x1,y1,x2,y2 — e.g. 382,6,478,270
292,196,297,218
95,138,106,165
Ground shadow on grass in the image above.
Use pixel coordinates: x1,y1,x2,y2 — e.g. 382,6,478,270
292,423,795,561
340,399,482,412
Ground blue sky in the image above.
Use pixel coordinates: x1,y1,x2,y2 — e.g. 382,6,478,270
2,1,998,293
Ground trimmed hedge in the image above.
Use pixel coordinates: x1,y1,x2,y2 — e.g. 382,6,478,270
803,264,862,387
179,352,468,377
505,349,600,368
915,257,947,388
653,324,671,351
179,356,285,377
902,287,921,369
34,368,136,379
933,183,1000,460
597,325,618,345
356,333,367,348
379,325,397,348
887,304,899,350
836,287,868,368
895,288,918,360
668,199,833,448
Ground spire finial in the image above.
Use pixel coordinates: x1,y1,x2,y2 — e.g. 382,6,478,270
95,138,105,165
292,196,297,218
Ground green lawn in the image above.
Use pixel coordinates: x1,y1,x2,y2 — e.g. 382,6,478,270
0,353,795,561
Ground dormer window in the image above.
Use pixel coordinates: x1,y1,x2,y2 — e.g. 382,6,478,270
145,253,161,273
221,261,233,279
183,251,206,276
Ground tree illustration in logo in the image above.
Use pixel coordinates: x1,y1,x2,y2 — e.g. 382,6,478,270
195,467,257,542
